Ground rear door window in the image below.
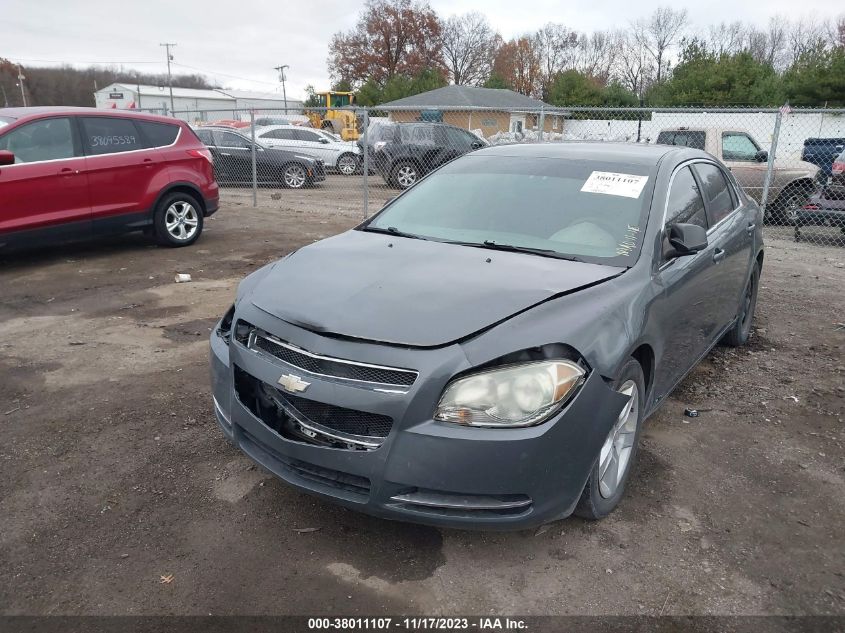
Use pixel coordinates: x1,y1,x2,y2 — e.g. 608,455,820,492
137,121,180,147
195,128,214,146
80,117,143,155
0,117,77,163
261,129,296,140
657,130,706,150
694,163,736,226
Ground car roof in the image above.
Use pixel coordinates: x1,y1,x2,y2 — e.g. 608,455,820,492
475,141,709,167
0,106,183,126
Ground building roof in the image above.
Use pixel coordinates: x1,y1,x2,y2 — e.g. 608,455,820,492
105,83,233,101
379,85,551,110
216,88,302,104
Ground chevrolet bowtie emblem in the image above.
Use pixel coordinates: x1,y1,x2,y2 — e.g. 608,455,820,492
278,373,310,393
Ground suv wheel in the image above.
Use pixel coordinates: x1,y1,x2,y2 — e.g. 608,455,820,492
283,163,308,188
392,161,419,189
337,153,358,176
154,192,203,247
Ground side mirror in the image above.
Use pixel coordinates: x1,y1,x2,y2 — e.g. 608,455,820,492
470,141,484,150
667,223,708,257
755,149,769,163
319,138,330,144
0,150,15,166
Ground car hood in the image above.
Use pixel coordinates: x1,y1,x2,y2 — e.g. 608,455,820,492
249,230,625,347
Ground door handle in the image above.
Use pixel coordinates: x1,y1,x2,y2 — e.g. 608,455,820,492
713,248,726,263
746,222,756,235
59,167,79,176
220,152,232,157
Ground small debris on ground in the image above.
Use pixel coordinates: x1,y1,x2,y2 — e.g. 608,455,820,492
159,574,174,584
293,527,321,533
684,408,699,418
174,273,192,283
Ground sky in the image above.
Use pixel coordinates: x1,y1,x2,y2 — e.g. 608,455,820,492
2,0,841,99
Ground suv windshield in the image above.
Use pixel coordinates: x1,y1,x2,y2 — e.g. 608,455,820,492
365,155,655,266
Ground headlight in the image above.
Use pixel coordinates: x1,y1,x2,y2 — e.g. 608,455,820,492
434,361,586,428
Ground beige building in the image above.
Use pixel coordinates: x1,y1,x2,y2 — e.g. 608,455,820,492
380,86,564,138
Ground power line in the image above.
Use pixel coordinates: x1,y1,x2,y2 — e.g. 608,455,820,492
7,57,161,65
171,62,280,87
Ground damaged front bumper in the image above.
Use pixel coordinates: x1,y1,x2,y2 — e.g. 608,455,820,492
209,307,627,530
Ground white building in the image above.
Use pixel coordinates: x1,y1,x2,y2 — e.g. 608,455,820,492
94,83,303,122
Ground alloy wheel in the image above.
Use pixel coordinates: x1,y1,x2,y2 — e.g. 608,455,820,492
337,155,357,175
598,380,639,499
284,164,307,188
164,201,199,241
396,165,417,188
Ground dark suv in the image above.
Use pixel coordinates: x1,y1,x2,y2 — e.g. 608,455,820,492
365,122,487,189
0,107,219,249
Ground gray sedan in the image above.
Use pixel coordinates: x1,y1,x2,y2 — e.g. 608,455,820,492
210,142,763,529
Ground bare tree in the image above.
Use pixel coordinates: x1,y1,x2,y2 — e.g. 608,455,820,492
577,30,619,84
786,16,830,65
440,12,499,85
746,15,790,70
533,23,580,96
616,32,654,96
633,6,688,83
705,21,747,56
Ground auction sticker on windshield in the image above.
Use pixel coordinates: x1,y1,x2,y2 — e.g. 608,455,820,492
581,171,649,198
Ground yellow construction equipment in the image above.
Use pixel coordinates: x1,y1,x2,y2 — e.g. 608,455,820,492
306,91,359,141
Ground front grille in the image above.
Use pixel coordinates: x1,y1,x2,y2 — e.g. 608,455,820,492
234,366,393,449
241,430,371,499
249,330,417,388
279,390,393,438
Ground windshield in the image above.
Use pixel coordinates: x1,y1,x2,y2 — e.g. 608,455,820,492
365,154,655,266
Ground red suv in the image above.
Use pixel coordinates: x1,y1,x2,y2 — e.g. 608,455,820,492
0,107,219,249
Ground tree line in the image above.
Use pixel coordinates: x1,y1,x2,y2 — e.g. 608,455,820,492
327,0,845,107
0,59,215,108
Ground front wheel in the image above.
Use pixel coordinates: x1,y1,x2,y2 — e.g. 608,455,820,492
336,153,359,176
154,192,203,247
575,358,645,520
282,163,308,189
769,188,809,225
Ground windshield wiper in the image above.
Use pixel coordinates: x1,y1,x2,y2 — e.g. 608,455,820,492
451,239,586,262
360,225,428,240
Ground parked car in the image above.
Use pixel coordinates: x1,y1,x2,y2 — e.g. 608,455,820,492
365,121,488,189
210,142,763,529
203,119,251,129
194,127,325,188
253,125,361,175
656,127,819,223
794,147,845,242
0,107,218,249
254,115,311,128
801,137,845,178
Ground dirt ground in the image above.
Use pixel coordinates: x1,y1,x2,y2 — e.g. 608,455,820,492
1,179,844,617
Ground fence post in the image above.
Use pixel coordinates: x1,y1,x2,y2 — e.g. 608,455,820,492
537,107,545,142
760,108,783,217
249,109,257,208
361,108,369,218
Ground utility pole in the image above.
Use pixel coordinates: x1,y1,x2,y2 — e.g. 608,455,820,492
160,43,176,115
1,84,8,107
274,64,289,111
16,64,27,107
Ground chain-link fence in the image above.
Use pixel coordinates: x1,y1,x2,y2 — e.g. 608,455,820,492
171,104,845,247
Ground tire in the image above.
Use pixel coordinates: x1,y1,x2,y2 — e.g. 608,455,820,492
337,153,359,176
153,191,203,247
769,186,809,225
722,262,760,347
282,163,308,189
574,358,645,520
391,160,419,189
